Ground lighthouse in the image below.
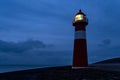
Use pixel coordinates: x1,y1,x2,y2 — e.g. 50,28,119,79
72,10,88,69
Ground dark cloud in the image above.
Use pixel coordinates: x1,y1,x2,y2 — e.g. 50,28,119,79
0,50,72,66
0,39,48,53
0,39,72,66
98,39,111,47
89,44,120,63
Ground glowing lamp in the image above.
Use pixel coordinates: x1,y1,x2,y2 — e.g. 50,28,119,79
75,14,84,21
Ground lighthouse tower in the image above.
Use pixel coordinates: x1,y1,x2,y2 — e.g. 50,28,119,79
72,10,88,69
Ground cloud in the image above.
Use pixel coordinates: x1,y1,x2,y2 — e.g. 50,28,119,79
0,39,72,66
89,44,120,63
98,39,111,47
0,50,72,66
0,39,48,53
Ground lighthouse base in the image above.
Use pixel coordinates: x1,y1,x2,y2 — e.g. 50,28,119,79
72,67,88,69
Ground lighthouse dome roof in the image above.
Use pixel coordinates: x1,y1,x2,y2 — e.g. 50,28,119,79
76,10,86,16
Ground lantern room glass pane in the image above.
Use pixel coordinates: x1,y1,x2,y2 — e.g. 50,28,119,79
75,14,84,21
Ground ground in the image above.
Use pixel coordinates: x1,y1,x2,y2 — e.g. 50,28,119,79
0,58,120,80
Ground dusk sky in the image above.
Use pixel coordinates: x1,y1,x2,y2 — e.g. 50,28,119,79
0,0,120,66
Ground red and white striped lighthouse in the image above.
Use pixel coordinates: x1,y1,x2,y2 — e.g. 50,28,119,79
72,10,88,69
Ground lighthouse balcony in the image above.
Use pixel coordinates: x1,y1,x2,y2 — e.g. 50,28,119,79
73,19,88,26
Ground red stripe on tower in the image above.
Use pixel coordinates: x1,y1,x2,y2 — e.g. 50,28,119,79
72,10,88,69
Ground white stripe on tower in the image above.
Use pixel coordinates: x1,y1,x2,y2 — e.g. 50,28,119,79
75,30,86,39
